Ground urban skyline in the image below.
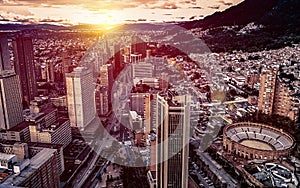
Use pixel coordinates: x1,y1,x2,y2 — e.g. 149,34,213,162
0,0,299,188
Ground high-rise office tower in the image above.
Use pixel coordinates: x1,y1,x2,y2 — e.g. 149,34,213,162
99,64,113,89
66,67,96,129
0,71,23,130
62,50,72,75
95,86,109,116
131,35,147,58
160,72,169,90
130,93,146,116
13,36,38,107
144,93,157,133
0,33,11,71
48,61,55,82
113,44,122,77
95,64,113,116
156,92,190,188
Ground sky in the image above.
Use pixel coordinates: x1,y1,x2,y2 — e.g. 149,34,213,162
0,0,244,26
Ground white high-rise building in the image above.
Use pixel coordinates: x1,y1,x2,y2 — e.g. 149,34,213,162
66,67,96,129
156,92,190,188
0,71,23,130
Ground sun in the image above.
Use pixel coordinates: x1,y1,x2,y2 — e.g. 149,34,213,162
102,24,118,30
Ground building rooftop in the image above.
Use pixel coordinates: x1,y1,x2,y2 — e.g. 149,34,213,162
129,111,139,120
0,153,15,161
37,117,69,133
0,140,63,151
66,66,91,77
24,107,57,122
0,70,16,78
2,148,56,186
8,121,31,132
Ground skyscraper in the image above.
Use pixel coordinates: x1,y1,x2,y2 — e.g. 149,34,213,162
95,64,113,116
258,68,278,115
66,67,96,129
48,61,55,83
113,44,122,77
95,86,109,116
0,71,23,130
156,92,190,188
131,35,147,58
144,94,157,133
258,67,300,122
0,33,11,71
13,36,38,107
99,64,113,89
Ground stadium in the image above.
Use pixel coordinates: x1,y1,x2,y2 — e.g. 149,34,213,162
223,122,295,160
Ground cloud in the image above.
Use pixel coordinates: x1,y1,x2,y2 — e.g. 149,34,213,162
189,6,203,9
1,0,239,11
0,0,242,25
39,18,65,23
149,2,180,9
224,2,233,6
125,19,137,22
189,16,196,20
208,5,220,10
13,17,32,23
0,6,33,16
0,14,9,21
180,0,196,5
3,0,159,10
0,11,65,24
218,0,233,6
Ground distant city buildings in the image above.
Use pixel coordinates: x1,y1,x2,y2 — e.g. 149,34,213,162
66,67,96,129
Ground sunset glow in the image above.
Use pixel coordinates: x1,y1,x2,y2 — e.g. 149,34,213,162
0,0,243,25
